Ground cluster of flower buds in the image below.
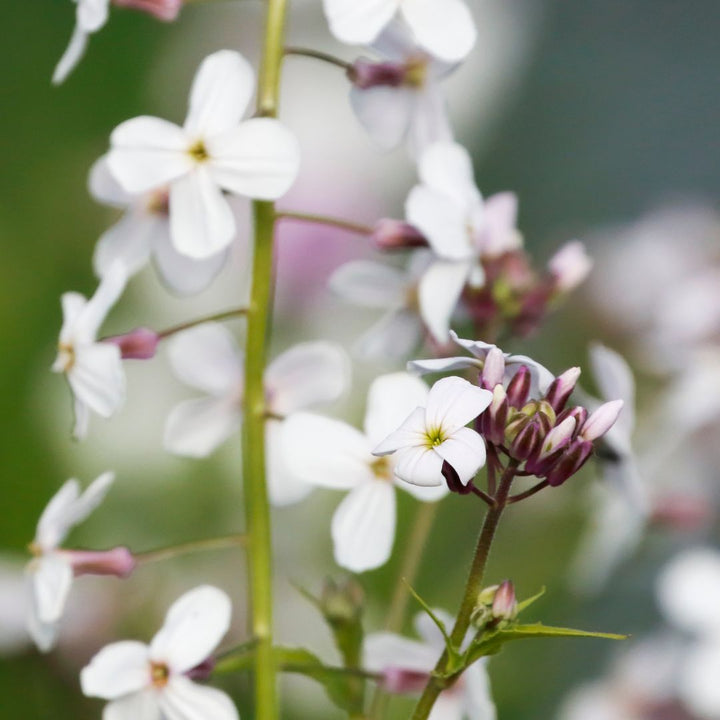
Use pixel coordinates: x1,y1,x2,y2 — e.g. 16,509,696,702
471,580,518,629
478,351,623,487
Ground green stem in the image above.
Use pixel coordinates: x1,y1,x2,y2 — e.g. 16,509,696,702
156,308,248,339
276,211,374,237
242,2,288,717
410,463,518,720
134,534,247,564
284,46,352,71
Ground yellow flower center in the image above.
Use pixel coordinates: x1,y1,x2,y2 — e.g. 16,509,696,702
425,427,446,448
188,139,210,163
56,342,75,372
404,57,429,88
150,661,170,688
370,456,392,481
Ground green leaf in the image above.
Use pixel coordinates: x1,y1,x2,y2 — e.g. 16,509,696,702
516,587,546,614
404,580,451,645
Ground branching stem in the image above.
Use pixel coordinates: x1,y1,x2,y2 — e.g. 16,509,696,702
276,211,374,236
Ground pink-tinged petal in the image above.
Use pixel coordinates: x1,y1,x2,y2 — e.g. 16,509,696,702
435,426,486,484
330,261,408,309
169,168,236,259
159,676,239,720
266,420,315,507
89,156,133,207
184,51,255,137
163,397,239,458
266,342,350,415
406,186,471,260
407,85,453,160
80,641,150,699
78,0,110,32
589,343,635,438
416,141,480,208
93,212,156,279
482,192,522,257
354,308,422,361
103,691,161,720
67,471,115,527
462,660,497,720
35,479,81,550
581,399,624,441
323,0,398,45
108,117,192,193
167,323,243,396
208,118,300,200
371,18,417,60
68,343,125,418
331,481,396,572
281,413,374,490
425,376,492,434
31,554,73,623
349,85,413,150
548,240,592,292
364,632,437,674
150,586,231,673
418,260,470,342
393,445,445,486
401,0,477,63
407,356,481,375
364,372,429,447
373,406,428,456
52,24,89,85
74,262,127,341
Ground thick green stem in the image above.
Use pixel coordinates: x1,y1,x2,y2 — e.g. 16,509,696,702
242,3,288,717
410,464,518,720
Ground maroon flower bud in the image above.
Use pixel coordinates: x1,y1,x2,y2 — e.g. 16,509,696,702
185,657,217,681
371,219,428,251
545,440,593,486
480,347,505,390
510,421,542,461
105,327,159,360
348,59,408,89
442,461,473,495
492,580,518,621
556,406,588,439
65,546,136,578
482,385,508,446
544,367,581,413
506,366,531,408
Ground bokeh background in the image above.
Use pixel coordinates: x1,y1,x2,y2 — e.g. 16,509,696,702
2,0,720,718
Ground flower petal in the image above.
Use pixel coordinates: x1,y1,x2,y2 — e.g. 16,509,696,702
35,479,81,549
331,481,396,572
435,427,486,485
407,356,481,375
159,677,239,720
108,117,192,194
281,413,374,490
73,397,91,440
417,260,470,342
31,554,73,623
52,24,89,85
103,691,162,720
93,212,156,279
208,118,300,200
77,0,110,32
80,640,150,700
353,308,423,361
425,376,492,434
330,260,408,308
266,420,314,507
589,343,635,438
401,0,477,62
373,406,428,456
364,632,437,674
184,51,255,137
323,0,398,45
26,595,58,653
150,586,231,673
163,397,239,458
169,168,237,259
416,141,480,208
349,85,413,150
68,471,115,528
393,446,444,487
407,85,453,160
74,262,127,341
88,156,133,207
68,343,125,418
266,342,350,415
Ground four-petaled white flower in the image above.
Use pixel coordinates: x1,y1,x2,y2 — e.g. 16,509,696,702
26,472,114,652
107,50,301,259
53,0,110,85
281,373,447,572
373,376,492,487
81,585,238,720
89,157,228,296
164,323,350,506
365,610,496,720
406,142,523,341
324,0,477,63
52,262,127,439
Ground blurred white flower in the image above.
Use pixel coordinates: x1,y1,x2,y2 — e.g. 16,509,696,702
282,373,447,572
52,262,127,439
373,375,492,487
89,157,228,295
365,610,496,719
164,323,350,506
108,50,300,259
547,240,593,293
81,585,238,720
26,473,114,652
324,0,477,63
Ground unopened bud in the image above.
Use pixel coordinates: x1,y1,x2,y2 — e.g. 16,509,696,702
556,406,588,439
545,440,593,486
371,219,428,251
482,384,508,445
510,421,542,461
538,416,577,461
185,657,216,681
321,577,364,623
545,367,581,412
65,547,136,578
492,580,518,621
481,347,505,390
548,241,593,292
581,400,624,441
348,59,409,89
105,327,159,360
506,366,531,408
112,0,182,21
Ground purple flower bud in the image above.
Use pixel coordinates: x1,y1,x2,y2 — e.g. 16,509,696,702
65,547,136,578
545,440,593,486
482,385,508,445
556,406,588,439
112,0,182,21
185,657,217,681
371,219,428,251
538,416,577,460
492,580,518,621
105,327,159,360
506,366,531,408
382,667,430,694
348,59,408,89
510,421,542,461
442,461,473,494
580,399,624,441
545,367,581,412
481,347,505,390
548,241,593,292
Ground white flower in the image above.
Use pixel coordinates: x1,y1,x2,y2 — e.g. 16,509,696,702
324,0,477,63
373,376,492,487
282,373,447,572
164,324,350,506
406,143,522,341
81,585,238,720
349,22,455,156
52,262,127,439
365,610,496,720
89,157,228,295
26,472,114,652
53,0,110,85
107,50,300,259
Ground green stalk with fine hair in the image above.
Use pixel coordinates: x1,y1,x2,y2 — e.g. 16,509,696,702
242,1,288,718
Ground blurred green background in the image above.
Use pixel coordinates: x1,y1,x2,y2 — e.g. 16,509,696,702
2,1,720,718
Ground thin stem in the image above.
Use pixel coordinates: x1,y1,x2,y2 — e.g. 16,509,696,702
508,479,549,504
156,308,248,339
134,534,247,565
283,46,352,71
410,462,518,720
469,485,495,506
276,211,374,237
242,1,288,717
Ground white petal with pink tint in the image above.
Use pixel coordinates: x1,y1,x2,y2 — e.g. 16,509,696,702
323,0,399,45
350,85,413,150
163,397,239,458
401,0,476,62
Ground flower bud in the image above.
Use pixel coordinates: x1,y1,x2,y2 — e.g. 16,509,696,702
556,406,588,439
442,461,472,494
548,241,593,292
510,420,542,461
545,440,593,486
185,657,216,681
538,416,577,461
320,578,364,624
65,547,136,578
580,399,624,441
481,347,505,390
492,580,518,621
544,367,581,412
112,0,182,21
482,384,508,445
371,219,428,251
105,327,159,360
506,366,531,408
348,59,408,89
